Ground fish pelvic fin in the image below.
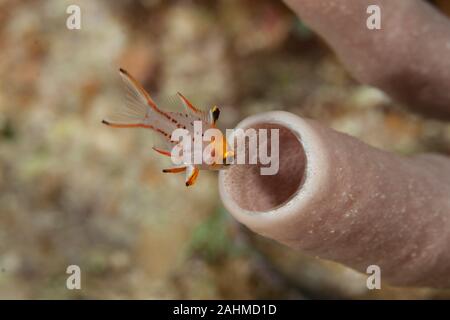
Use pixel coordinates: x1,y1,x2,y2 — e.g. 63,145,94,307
162,166,186,173
185,165,200,187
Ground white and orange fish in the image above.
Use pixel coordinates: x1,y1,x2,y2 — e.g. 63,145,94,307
102,68,234,186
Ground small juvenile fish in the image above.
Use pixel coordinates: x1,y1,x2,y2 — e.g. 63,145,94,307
102,68,234,186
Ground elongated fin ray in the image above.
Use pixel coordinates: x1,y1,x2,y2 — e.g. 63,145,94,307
152,146,171,157
162,166,186,173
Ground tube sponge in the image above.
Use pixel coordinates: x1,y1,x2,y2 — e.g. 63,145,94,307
283,0,450,118
219,111,450,287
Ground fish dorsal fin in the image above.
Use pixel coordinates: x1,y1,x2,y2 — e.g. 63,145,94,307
208,106,220,127
156,94,182,112
177,92,206,116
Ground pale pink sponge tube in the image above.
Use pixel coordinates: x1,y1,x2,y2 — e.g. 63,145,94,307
219,111,450,288
283,0,450,118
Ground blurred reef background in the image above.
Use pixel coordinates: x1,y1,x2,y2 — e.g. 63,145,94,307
0,0,450,299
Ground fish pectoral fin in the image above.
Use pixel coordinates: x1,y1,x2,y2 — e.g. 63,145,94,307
185,165,200,187
152,146,171,157
162,166,186,173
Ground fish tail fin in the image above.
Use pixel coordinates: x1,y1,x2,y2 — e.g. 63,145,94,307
119,68,160,112
103,68,167,128
117,68,170,120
